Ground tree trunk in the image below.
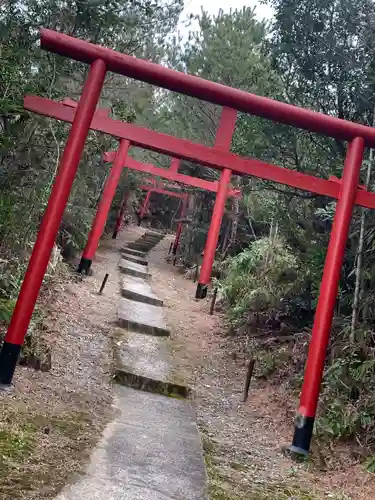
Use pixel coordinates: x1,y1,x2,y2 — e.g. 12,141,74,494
184,194,196,265
351,128,374,342
222,193,240,259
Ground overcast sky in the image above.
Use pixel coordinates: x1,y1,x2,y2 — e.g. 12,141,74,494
178,0,274,36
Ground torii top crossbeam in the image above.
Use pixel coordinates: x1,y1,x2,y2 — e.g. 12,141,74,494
139,184,185,199
139,177,184,195
41,28,375,147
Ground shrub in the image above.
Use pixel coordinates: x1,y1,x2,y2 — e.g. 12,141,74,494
218,236,303,326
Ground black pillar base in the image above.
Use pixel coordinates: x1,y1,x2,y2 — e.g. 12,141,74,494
77,257,92,275
0,341,22,386
112,230,118,239
290,415,314,456
195,283,208,299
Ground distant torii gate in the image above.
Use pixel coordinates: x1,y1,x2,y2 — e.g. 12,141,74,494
137,178,186,225
104,145,240,277
138,180,190,261
3,29,375,456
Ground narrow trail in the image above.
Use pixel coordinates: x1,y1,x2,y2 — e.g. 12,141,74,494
52,227,207,500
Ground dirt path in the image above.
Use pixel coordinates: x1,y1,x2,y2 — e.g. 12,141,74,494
0,226,142,500
148,236,375,500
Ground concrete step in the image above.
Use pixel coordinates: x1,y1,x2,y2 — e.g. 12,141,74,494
113,329,188,398
55,386,207,500
140,237,163,244
128,236,163,249
138,233,164,241
118,297,170,336
120,252,148,266
132,243,157,250
143,230,164,237
118,259,150,280
121,277,163,307
119,248,146,258
126,242,156,251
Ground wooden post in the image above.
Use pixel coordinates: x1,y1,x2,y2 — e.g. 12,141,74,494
242,358,256,402
209,288,218,315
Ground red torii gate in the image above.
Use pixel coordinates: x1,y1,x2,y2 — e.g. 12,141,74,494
137,178,186,220
25,94,375,296
2,29,375,457
103,151,240,269
137,180,187,226
104,154,240,197
138,180,191,261
50,99,240,274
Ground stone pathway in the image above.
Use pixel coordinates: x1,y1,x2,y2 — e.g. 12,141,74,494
55,228,208,500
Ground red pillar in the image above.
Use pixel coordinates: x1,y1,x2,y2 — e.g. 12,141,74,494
78,139,130,273
195,168,232,298
112,189,129,239
0,59,107,386
196,107,237,299
138,191,151,226
291,137,365,455
172,193,188,265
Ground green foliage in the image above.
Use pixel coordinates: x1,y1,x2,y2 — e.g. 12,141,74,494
0,0,182,298
218,236,300,324
364,455,375,473
269,0,375,124
315,349,375,444
0,427,35,464
0,299,16,323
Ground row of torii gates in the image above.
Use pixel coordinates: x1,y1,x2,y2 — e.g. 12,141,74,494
1,28,375,456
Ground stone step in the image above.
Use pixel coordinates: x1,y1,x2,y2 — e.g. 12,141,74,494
126,242,156,251
120,252,148,266
121,278,163,307
132,242,157,249
55,386,207,500
120,247,146,258
143,230,164,237
137,240,160,247
140,236,163,243
118,258,150,280
118,297,170,336
141,232,163,238
113,330,188,398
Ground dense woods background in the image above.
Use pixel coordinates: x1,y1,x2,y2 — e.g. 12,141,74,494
2,0,375,461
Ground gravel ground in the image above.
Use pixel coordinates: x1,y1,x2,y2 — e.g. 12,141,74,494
148,235,375,500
